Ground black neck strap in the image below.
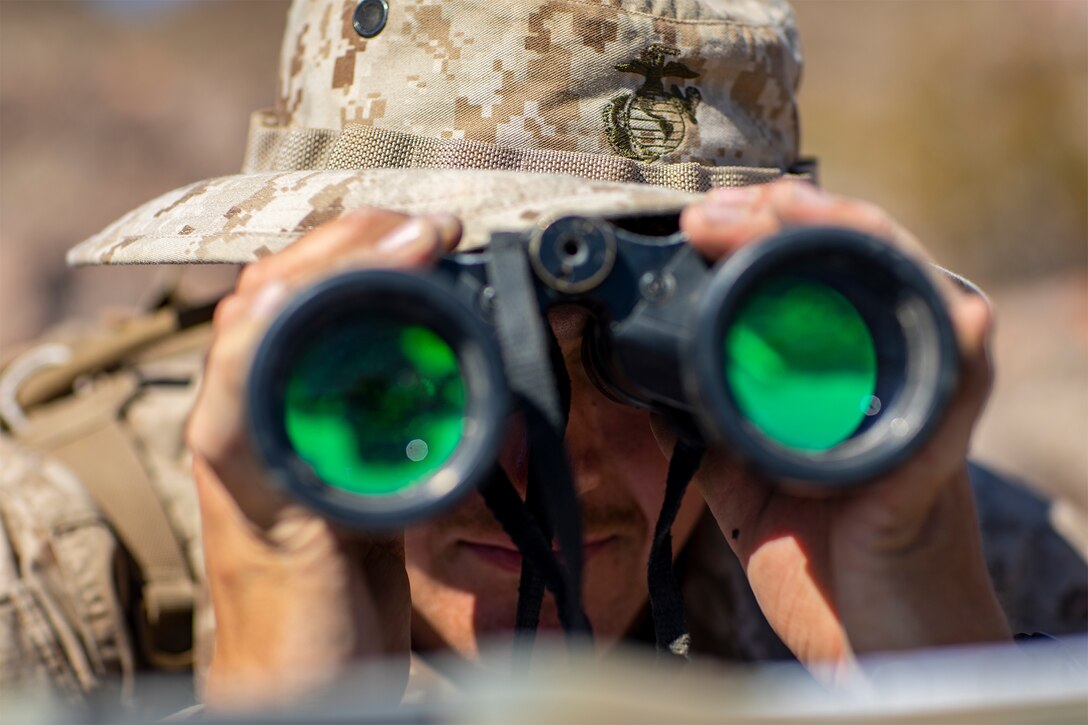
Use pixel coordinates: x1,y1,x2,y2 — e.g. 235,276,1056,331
647,440,706,658
484,234,590,649
481,232,705,660
515,320,577,645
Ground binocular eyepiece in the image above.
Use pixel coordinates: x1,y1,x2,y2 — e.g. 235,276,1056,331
247,216,957,528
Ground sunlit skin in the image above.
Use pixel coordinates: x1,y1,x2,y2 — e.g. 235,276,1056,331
187,181,1010,709
405,305,704,656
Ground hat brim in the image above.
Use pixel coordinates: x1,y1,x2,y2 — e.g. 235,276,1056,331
67,169,702,266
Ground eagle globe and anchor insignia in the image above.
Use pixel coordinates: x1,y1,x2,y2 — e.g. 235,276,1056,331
604,45,702,163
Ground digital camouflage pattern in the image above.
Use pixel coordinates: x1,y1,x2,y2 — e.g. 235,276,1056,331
0,317,214,703
0,436,135,702
67,169,703,264
275,0,800,167
67,0,805,266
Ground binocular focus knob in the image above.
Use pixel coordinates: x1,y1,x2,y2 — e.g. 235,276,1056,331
529,216,617,293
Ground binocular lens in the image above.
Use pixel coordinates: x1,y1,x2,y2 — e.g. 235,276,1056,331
282,320,467,496
695,226,957,486
249,269,508,528
724,277,877,452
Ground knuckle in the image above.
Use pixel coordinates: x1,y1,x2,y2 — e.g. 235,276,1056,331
236,262,267,292
184,404,218,462
852,200,898,239
203,335,240,386
969,348,996,407
183,410,209,456
212,293,243,332
338,208,409,243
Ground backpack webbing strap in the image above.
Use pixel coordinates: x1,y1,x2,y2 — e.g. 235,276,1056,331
8,303,216,415
16,374,195,668
648,440,705,658
7,582,88,701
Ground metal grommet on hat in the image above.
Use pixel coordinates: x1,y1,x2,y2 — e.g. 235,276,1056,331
353,0,388,39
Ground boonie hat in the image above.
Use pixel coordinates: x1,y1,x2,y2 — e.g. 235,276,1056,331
68,0,808,265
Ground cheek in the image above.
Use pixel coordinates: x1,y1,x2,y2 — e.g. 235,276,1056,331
593,409,706,555
613,418,671,513
402,347,708,653
567,389,671,516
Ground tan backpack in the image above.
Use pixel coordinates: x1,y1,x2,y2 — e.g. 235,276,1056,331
0,303,216,704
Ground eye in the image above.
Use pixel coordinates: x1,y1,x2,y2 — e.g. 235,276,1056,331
352,0,389,39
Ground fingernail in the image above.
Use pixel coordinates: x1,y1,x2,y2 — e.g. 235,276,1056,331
788,182,836,209
377,219,428,252
422,212,461,245
249,281,288,320
700,186,761,224
707,185,762,205
341,208,375,222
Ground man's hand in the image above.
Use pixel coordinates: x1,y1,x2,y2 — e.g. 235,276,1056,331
672,180,1011,672
186,210,460,708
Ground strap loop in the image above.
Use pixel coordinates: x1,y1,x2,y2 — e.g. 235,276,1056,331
13,373,197,669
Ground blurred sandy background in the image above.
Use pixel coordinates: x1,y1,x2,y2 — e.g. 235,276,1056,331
1,1,1085,531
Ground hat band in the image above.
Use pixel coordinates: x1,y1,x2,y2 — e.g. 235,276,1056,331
242,110,813,194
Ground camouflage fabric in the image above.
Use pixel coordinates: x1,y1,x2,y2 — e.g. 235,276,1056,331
274,0,800,168
67,169,701,265
0,315,215,704
242,110,805,188
0,435,135,703
67,0,805,266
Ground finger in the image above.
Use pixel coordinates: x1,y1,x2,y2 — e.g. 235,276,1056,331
944,291,996,442
188,282,289,468
680,184,780,259
861,292,994,529
212,291,251,334
189,281,295,525
237,209,411,293
278,216,453,290
767,181,931,263
199,214,450,459
234,212,454,317
422,212,463,252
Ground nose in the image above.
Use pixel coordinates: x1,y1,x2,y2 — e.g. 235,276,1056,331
493,337,608,498
493,304,613,496
558,335,608,497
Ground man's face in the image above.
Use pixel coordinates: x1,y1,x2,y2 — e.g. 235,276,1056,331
404,307,706,657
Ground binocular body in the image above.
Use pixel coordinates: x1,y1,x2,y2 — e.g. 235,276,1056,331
248,215,958,528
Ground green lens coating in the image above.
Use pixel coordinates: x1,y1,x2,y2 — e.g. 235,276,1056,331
724,277,877,451
283,321,466,495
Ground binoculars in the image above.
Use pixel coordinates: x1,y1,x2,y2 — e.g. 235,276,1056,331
247,214,957,528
